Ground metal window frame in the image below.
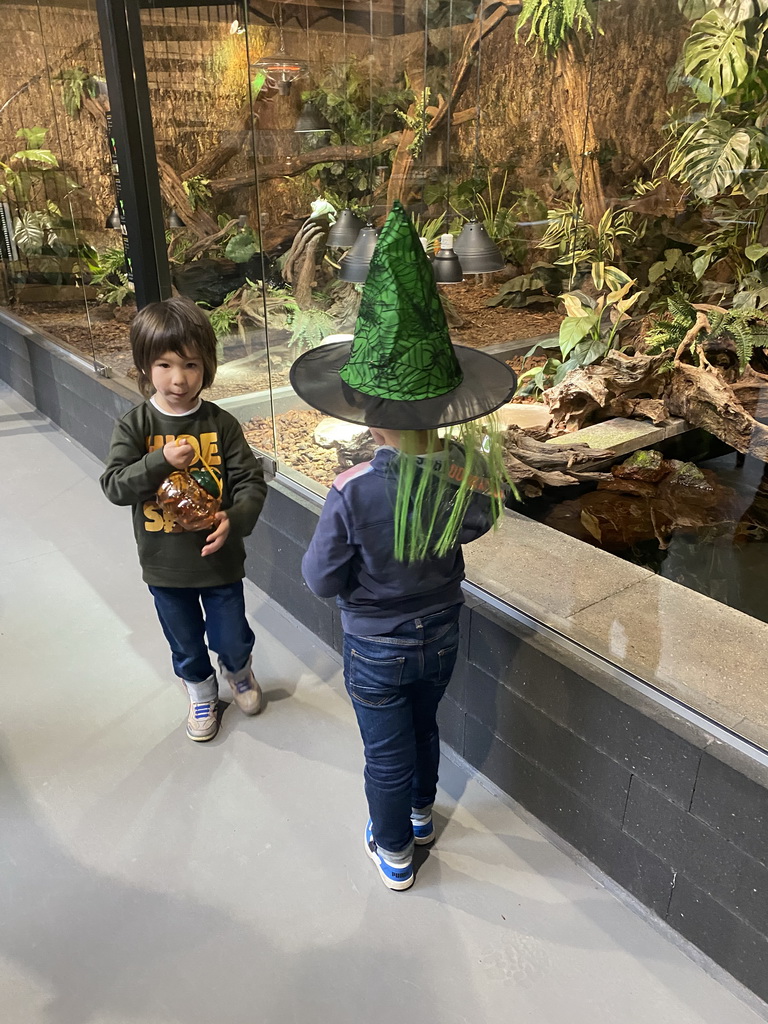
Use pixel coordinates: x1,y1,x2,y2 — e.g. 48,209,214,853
96,0,172,308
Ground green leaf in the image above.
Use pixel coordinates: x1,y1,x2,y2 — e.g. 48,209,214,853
683,11,750,99
553,356,581,385
561,292,590,318
559,312,599,358
669,119,752,198
13,149,58,168
250,70,267,99
741,169,768,201
16,126,46,149
745,244,768,262
573,335,609,366
665,248,683,269
692,250,716,279
648,261,667,284
224,230,259,263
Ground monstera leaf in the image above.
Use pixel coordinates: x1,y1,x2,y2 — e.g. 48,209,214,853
669,118,752,198
679,0,767,22
684,10,750,99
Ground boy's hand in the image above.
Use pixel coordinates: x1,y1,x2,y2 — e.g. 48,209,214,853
201,511,230,557
164,438,195,470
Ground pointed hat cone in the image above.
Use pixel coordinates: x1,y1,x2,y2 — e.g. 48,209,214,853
290,202,517,428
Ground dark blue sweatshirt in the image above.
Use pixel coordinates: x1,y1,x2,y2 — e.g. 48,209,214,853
301,443,497,636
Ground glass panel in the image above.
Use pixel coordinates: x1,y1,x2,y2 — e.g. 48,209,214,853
0,0,109,370
136,0,277,462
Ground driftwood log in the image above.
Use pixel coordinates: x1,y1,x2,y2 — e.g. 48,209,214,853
544,348,768,464
502,427,614,497
545,350,672,432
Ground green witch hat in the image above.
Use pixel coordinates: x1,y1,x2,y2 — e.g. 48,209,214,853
290,201,516,429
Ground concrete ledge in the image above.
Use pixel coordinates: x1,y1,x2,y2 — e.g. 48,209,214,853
464,511,768,742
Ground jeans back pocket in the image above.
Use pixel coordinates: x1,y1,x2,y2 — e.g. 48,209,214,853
347,648,406,707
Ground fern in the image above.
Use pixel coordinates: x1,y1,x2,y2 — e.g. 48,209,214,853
644,295,697,352
710,308,768,369
645,298,768,368
287,306,336,354
516,0,602,54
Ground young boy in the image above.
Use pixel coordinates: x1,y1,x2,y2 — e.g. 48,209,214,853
291,203,516,890
101,297,267,742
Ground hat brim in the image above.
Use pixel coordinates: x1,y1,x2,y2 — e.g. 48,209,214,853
289,342,518,429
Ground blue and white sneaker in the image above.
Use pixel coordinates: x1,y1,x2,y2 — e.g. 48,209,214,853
411,811,435,846
365,821,414,891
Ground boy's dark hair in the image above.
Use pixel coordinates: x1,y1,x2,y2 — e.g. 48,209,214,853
130,296,217,398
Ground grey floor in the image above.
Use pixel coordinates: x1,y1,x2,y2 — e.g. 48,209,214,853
1,379,765,1024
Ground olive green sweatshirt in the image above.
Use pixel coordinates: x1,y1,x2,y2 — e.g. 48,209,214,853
100,398,267,588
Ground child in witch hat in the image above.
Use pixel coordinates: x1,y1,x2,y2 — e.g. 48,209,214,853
293,202,517,890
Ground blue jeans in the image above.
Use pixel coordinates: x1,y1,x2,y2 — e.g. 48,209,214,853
149,581,255,683
343,605,461,856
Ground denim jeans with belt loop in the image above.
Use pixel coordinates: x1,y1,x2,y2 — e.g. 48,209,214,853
343,604,462,858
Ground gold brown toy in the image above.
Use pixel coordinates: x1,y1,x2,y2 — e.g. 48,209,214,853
156,443,222,531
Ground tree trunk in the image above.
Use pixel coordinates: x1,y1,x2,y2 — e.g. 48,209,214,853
552,39,607,229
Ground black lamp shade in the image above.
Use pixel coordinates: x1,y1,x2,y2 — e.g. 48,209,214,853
105,205,121,230
168,209,186,230
338,224,378,283
295,101,330,134
328,209,364,248
454,219,505,273
432,234,463,284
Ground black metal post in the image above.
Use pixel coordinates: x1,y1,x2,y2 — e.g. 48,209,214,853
96,0,171,308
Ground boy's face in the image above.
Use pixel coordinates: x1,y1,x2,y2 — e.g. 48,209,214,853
150,349,204,414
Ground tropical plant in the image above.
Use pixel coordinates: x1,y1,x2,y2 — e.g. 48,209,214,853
644,294,768,369
299,60,415,204
486,263,564,308
55,67,98,118
516,0,601,53
12,204,65,256
647,247,698,294
83,246,134,305
0,128,65,202
224,226,261,264
206,294,240,338
516,280,640,396
285,305,336,355
410,212,445,248
182,175,212,211
424,171,543,263
0,128,83,267
537,201,636,291
659,5,767,208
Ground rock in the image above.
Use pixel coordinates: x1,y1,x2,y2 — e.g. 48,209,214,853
495,403,551,430
611,449,669,483
313,417,377,469
314,417,369,450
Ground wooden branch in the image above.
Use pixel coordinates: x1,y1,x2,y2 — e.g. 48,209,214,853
427,1,521,136
183,103,255,182
386,2,518,205
182,219,238,263
209,132,404,192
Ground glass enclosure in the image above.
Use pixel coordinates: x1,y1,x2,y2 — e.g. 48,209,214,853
2,0,768,749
